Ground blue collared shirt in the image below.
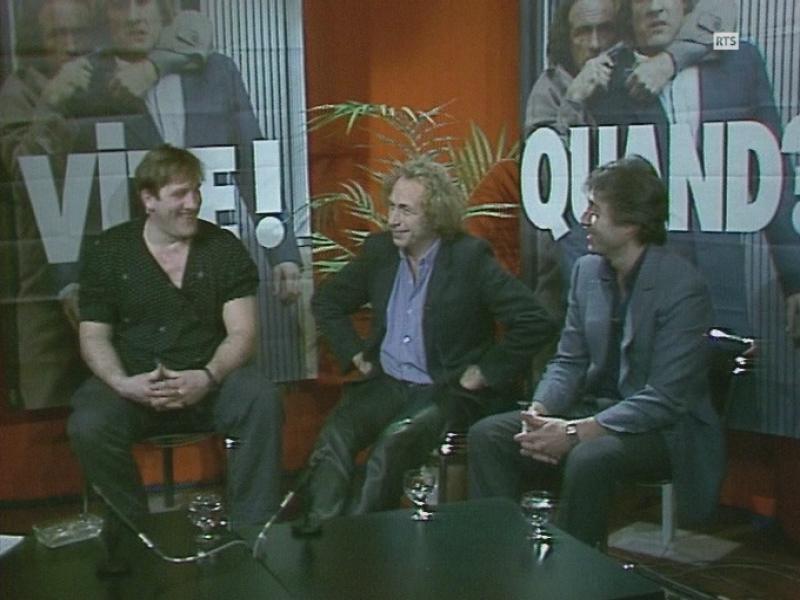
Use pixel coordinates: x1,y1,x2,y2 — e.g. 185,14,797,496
379,240,441,383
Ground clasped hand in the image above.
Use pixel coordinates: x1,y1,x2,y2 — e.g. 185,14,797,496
118,365,212,411
514,412,572,465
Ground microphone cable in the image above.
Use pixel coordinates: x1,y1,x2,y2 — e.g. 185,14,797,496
252,462,317,558
92,484,248,564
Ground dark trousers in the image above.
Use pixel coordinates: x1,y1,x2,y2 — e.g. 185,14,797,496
304,374,459,520
468,410,671,548
67,364,284,528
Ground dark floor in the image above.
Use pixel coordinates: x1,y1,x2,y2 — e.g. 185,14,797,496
606,496,800,600
2,483,799,600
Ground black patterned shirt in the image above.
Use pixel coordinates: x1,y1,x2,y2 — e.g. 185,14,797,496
79,219,258,375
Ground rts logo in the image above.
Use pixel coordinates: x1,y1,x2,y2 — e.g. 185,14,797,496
713,32,739,50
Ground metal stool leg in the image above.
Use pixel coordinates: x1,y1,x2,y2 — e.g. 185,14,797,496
660,482,676,547
162,446,175,507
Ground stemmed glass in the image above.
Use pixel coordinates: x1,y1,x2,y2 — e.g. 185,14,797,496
403,468,436,521
187,492,224,543
520,490,557,542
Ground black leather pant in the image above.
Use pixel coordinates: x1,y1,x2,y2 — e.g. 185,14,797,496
303,374,454,520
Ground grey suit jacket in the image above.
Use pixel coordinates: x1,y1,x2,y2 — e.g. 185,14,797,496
535,246,725,525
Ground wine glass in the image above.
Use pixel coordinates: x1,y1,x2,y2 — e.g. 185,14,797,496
187,492,224,543
520,490,557,541
403,468,436,521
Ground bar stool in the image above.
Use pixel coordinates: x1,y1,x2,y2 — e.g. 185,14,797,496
624,327,755,550
80,431,219,512
141,432,218,508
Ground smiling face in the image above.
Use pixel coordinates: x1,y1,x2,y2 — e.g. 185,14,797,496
568,0,617,70
580,192,638,258
142,178,202,242
107,0,164,58
631,0,686,55
387,177,437,259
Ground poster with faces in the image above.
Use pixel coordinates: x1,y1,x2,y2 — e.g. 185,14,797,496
521,0,800,438
0,0,313,409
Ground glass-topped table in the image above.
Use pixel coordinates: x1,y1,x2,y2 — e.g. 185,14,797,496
2,498,663,599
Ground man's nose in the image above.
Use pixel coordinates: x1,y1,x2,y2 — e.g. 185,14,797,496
588,28,601,50
580,209,593,228
185,191,201,210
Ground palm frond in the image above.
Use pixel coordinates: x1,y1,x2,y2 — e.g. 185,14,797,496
309,102,520,274
309,232,355,256
345,229,374,245
464,202,518,220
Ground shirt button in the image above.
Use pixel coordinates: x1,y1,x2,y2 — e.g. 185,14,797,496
402,335,411,344
158,325,167,333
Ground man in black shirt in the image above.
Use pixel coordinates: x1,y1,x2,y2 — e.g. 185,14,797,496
68,145,283,533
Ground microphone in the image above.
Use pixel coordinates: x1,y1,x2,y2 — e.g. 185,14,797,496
92,484,248,564
252,461,317,558
706,328,756,375
706,327,755,348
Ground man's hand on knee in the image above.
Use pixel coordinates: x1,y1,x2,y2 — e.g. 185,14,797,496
459,364,488,391
113,365,173,407
150,368,214,411
514,414,572,464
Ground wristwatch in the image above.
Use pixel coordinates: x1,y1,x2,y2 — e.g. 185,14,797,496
564,422,580,447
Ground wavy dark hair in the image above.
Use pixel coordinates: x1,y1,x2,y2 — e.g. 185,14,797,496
617,0,695,46
103,0,174,24
584,155,667,245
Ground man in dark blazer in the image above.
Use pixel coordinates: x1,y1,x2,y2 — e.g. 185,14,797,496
296,156,555,535
469,156,725,548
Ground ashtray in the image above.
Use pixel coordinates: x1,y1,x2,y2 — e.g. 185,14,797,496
33,513,104,548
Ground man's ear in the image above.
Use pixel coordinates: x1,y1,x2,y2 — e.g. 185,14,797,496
140,189,157,213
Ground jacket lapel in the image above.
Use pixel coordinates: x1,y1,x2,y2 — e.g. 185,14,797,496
587,260,615,372
620,247,659,385
369,242,401,340
423,240,450,343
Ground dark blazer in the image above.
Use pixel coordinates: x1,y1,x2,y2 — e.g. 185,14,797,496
313,232,555,393
587,42,799,330
535,247,725,525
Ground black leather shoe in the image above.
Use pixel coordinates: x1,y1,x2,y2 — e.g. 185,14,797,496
291,513,323,538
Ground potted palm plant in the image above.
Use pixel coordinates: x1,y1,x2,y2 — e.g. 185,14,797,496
308,101,520,276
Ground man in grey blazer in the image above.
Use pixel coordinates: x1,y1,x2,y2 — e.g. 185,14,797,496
469,156,725,548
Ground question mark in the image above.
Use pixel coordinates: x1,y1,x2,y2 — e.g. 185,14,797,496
781,114,800,234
